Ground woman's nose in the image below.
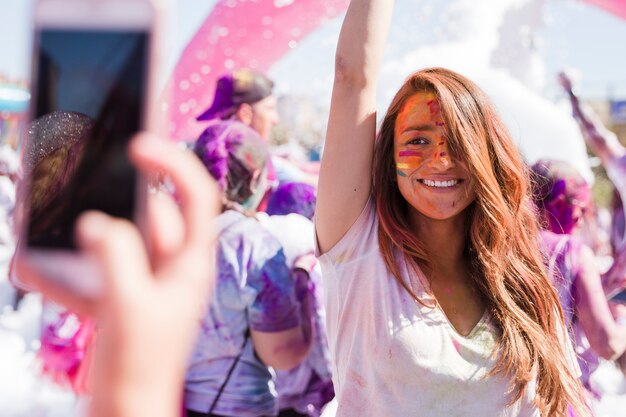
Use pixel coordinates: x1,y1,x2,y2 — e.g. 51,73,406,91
429,140,455,169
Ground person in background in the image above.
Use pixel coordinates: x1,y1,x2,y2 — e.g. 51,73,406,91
197,69,318,196
10,111,95,393
259,182,334,416
559,71,626,393
314,1,589,416
531,159,626,404
559,71,626,294
14,133,220,417
187,120,314,417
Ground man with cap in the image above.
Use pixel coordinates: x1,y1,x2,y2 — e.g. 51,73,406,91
197,69,317,203
197,69,279,142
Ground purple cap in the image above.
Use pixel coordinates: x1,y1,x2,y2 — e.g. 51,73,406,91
196,69,274,121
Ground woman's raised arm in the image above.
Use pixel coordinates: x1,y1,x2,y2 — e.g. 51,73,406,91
315,0,394,254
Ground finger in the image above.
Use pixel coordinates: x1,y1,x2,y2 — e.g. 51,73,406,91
128,133,219,250
12,253,95,316
146,191,185,264
75,211,152,299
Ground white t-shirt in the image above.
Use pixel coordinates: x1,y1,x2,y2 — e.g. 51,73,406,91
316,199,566,417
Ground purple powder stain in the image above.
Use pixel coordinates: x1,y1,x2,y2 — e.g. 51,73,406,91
399,150,422,157
440,152,447,157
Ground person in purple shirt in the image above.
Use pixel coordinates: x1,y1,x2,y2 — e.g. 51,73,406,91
531,159,626,404
185,120,313,417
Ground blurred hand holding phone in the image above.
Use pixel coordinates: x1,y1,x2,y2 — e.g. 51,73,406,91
20,0,161,297
611,288,626,305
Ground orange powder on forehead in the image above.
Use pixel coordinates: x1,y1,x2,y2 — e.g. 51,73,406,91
395,93,440,135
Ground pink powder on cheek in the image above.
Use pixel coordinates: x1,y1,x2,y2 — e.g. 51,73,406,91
396,152,424,175
399,150,423,157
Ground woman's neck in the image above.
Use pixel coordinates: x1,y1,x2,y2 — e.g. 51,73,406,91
410,211,468,273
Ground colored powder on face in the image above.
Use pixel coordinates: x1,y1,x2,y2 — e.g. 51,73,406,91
397,169,408,177
398,150,422,157
440,152,447,157
396,155,422,172
426,99,441,116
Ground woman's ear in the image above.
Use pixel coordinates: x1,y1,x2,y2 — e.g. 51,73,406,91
234,103,254,126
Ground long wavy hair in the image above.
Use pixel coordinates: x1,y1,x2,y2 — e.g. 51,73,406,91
372,68,589,417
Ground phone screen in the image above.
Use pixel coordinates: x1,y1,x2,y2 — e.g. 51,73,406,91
611,289,626,305
27,29,149,249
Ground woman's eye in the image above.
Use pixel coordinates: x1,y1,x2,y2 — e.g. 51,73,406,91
408,137,428,145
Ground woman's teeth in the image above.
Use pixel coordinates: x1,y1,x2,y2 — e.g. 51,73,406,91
419,179,460,188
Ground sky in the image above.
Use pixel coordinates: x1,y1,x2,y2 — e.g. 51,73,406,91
1,0,625,100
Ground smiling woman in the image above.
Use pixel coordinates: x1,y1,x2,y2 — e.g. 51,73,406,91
314,1,591,416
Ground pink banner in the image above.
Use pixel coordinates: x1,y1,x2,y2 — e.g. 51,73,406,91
581,0,626,20
169,0,350,141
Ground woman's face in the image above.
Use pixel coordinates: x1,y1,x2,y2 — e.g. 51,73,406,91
393,92,476,223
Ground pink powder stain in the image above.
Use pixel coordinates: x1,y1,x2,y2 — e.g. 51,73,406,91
436,121,445,127
426,99,441,116
348,370,367,388
398,150,422,157
452,339,461,352
440,152,447,157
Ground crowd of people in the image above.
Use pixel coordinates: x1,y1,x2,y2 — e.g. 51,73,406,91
2,1,626,416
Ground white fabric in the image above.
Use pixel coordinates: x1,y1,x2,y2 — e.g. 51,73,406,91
316,199,541,417
257,212,315,267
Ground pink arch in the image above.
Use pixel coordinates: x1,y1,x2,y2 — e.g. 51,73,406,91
168,0,349,141
581,0,626,20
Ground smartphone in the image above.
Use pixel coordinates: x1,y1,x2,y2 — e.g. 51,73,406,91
610,288,626,305
22,0,159,297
